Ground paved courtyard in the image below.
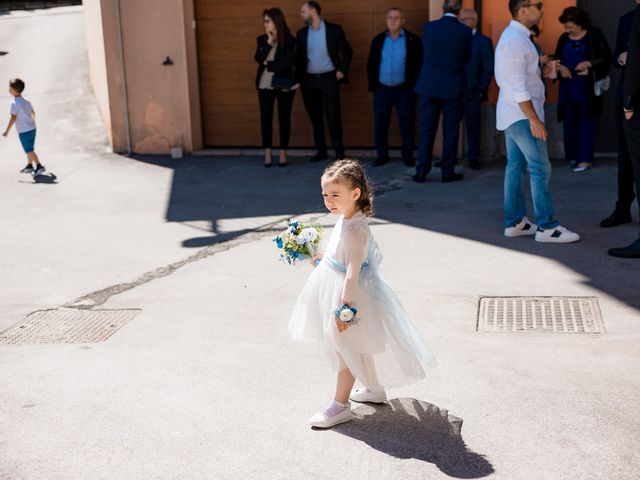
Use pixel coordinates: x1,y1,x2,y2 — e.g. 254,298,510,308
1,7,639,480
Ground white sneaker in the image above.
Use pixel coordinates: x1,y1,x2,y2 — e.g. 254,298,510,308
504,217,538,237
308,406,354,428
535,225,580,243
349,387,387,404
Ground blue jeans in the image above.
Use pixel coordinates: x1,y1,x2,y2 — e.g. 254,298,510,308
503,120,559,230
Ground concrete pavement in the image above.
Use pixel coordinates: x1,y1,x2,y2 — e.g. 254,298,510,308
1,6,640,480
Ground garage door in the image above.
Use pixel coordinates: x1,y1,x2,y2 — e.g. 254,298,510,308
194,1,429,147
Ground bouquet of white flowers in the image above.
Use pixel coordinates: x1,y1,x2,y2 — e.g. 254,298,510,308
273,219,323,265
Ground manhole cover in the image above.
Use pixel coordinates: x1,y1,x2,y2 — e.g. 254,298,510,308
477,297,604,333
0,309,139,345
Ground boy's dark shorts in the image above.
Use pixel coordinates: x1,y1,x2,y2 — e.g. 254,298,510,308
18,129,36,153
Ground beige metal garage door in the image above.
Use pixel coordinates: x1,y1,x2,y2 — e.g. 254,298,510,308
194,1,429,147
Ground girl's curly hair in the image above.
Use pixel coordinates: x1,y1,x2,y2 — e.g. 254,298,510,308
321,159,375,216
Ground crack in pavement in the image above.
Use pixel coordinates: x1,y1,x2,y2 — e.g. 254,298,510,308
62,171,408,310
63,213,325,310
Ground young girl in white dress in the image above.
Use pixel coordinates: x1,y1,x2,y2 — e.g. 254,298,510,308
289,159,437,429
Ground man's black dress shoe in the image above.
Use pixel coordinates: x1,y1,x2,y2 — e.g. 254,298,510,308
608,239,640,258
442,172,464,183
373,157,390,167
468,161,482,170
600,210,632,228
412,173,427,183
310,152,329,163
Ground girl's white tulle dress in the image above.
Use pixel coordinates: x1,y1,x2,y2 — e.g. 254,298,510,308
288,212,437,389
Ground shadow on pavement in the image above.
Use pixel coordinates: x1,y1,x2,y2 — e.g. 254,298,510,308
17,172,58,184
334,398,494,478
33,172,58,184
130,154,640,311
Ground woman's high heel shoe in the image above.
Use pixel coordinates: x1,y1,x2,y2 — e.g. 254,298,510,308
573,163,592,172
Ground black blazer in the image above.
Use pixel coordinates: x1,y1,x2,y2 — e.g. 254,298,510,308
554,27,612,120
254,33,296,90
614,8,637,99
366,29,422,92
296,21,353,83
624,5,640,112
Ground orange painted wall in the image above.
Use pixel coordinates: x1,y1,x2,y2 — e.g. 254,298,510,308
481,0,576,103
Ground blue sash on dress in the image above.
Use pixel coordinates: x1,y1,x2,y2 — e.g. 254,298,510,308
322,255,369,273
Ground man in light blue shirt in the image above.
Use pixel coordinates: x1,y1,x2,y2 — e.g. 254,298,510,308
307,19,335,74
296,2,353,162
379,29,407,87
367,8,423,166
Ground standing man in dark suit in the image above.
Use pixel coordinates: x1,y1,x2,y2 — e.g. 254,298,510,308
413,0,472,183
296,1,353,162
366,7,423,167
460,9,494,170
609,3,640,258
601,0,640,228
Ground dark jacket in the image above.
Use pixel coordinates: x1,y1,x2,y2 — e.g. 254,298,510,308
366,29,422,92
614,8,637,101
624,5,640,112
296,21,353,83
254,33,296,90
415,15,472,99
465,31,494,100
554,27,612,121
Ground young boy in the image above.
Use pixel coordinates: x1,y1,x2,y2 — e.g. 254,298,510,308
2,78,45,175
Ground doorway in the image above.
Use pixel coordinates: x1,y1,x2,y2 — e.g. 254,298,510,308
578,0,637,154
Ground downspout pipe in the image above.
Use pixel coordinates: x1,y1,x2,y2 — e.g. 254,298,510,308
115,0,132,155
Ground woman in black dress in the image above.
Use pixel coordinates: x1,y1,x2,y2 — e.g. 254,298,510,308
255,8,297,167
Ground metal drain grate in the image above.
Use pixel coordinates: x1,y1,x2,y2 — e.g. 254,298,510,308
477,297,604,333
0,309,139,345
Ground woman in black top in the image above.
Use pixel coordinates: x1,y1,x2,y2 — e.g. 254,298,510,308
255,8,297,167
554,7,612,172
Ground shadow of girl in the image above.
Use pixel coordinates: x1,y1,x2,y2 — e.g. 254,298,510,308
334,398,494,478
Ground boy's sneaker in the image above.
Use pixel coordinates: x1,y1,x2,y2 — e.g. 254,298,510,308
34,165,46,176
535,226,580,244
504,217,537,237
350,387,387,404
20,165,34,174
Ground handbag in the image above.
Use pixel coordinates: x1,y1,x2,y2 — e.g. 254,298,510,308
271,75,295,91
588,29,610,97
594,76,610,97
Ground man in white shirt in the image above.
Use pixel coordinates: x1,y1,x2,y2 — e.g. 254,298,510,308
495,0,580,243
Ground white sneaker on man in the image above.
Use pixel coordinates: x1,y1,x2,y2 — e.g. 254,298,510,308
535,226,580,243
308,405,354,428
349,387,387,404
504,217,537,237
